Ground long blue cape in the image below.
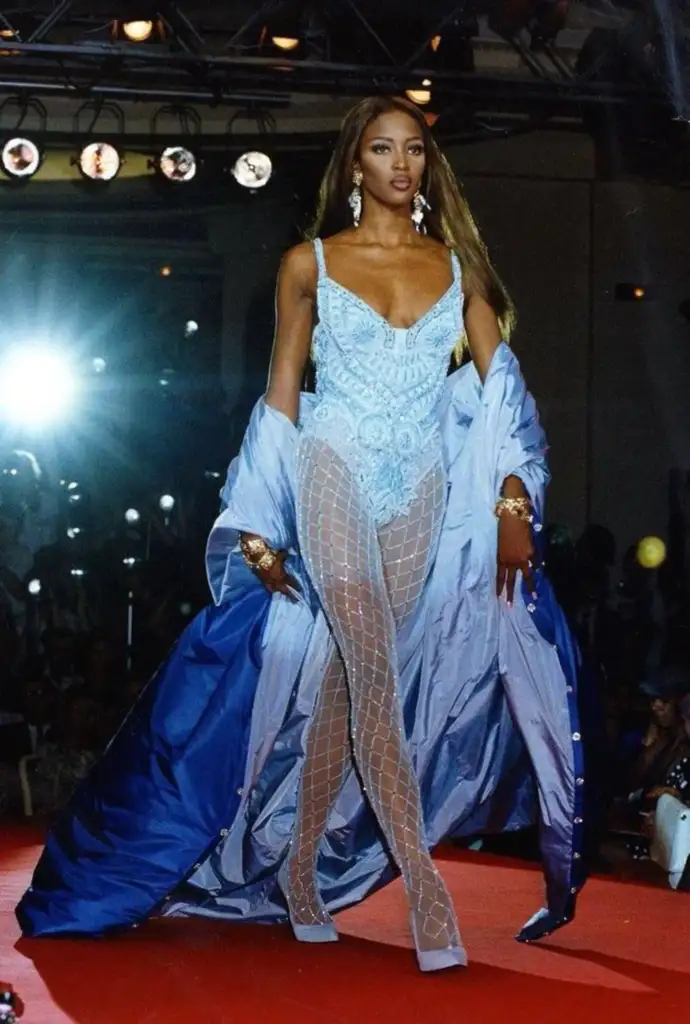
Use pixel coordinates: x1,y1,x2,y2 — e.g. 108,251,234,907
17,344,586,940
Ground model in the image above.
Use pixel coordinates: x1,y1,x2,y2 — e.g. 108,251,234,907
17,97,586,973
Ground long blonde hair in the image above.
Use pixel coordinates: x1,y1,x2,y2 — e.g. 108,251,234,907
308,96,516,362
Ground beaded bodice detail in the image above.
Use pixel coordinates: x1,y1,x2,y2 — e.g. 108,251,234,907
300,238,463,525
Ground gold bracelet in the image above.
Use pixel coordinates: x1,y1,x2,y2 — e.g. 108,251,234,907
495,497,533,523
240,535,268,560
254,549,278,572
240,535,278,572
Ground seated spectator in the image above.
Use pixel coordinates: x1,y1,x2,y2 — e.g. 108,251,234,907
645,693,690,808
614,665,688,800
606,671,687,856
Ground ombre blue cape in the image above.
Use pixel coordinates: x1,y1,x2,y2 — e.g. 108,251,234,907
17,343,586,940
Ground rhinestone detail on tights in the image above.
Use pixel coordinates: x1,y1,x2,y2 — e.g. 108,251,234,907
281,245,465,954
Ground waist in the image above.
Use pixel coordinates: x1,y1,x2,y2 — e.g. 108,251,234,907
302,399,441,460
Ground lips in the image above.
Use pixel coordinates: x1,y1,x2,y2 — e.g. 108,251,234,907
390,176,412,191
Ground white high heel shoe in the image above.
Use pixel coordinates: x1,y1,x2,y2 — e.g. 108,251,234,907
276,860,338,944
410,912,468,973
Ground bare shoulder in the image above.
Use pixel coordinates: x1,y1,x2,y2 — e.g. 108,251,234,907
320,228,357,252
280,240,318,293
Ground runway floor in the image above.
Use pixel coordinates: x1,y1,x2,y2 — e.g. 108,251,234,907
1,826,687,1023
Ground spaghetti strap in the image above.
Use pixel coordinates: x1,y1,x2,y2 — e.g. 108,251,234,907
450,249,461,286
313,238,327,280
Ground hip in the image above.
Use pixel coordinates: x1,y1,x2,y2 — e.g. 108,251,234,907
297,402,446,526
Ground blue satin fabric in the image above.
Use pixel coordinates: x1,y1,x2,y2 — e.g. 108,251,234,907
16,588,271,936
17,342,585,938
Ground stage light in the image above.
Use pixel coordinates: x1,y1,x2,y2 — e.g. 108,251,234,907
67,481,79,491
160,265,172,277
92,357,107,373
122,20,154,42
1,137,41,179
0,347,77,428
123,556,139,567
232,151,273,189
124,508,141,524
431,35,442,52
180,601,193,616
158,146,197,183
272,35,299,51
70,568,86,577
77,142,122,182
66,527,82,539
68,493,81,504
159,494,175,512
27,578,41,596
636,536,666,569
184,320,199,337
615,283,649,302
406,80,432,106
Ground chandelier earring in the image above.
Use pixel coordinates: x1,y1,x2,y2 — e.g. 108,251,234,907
349,167,363,228
412,188,430,234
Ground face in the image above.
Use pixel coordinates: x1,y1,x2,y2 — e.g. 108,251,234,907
356,109,426,210
650,697,676,729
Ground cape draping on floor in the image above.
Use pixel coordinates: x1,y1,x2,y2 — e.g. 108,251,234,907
17,343,585,939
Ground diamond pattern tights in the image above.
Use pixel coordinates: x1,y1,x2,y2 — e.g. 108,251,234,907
282,437,461,954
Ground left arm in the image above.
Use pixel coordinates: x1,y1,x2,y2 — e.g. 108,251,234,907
464,287,536,605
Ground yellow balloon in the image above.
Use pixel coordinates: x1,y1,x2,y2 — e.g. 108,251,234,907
636,536,667,569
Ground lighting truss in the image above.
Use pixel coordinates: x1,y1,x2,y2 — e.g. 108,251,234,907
0,1,673,126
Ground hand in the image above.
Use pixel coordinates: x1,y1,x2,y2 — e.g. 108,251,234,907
496,515,536,605
253,549,300,602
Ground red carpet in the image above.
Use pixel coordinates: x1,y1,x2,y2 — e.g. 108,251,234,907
0,828,688,1023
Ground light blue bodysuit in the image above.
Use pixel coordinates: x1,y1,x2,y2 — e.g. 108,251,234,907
301,237,463,525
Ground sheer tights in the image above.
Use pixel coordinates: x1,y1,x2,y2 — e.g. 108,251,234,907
283,437,461,954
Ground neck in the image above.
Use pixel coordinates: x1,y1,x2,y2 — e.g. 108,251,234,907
357,197,418,247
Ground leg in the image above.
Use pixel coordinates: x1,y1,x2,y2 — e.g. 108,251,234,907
377,466,445,631
280,645,351,934
295,439,464,969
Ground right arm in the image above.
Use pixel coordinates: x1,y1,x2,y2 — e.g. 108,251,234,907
241,242,316,596
264,241,316,424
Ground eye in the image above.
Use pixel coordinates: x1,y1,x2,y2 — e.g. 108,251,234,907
371,143,390,154
409,144,425,156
